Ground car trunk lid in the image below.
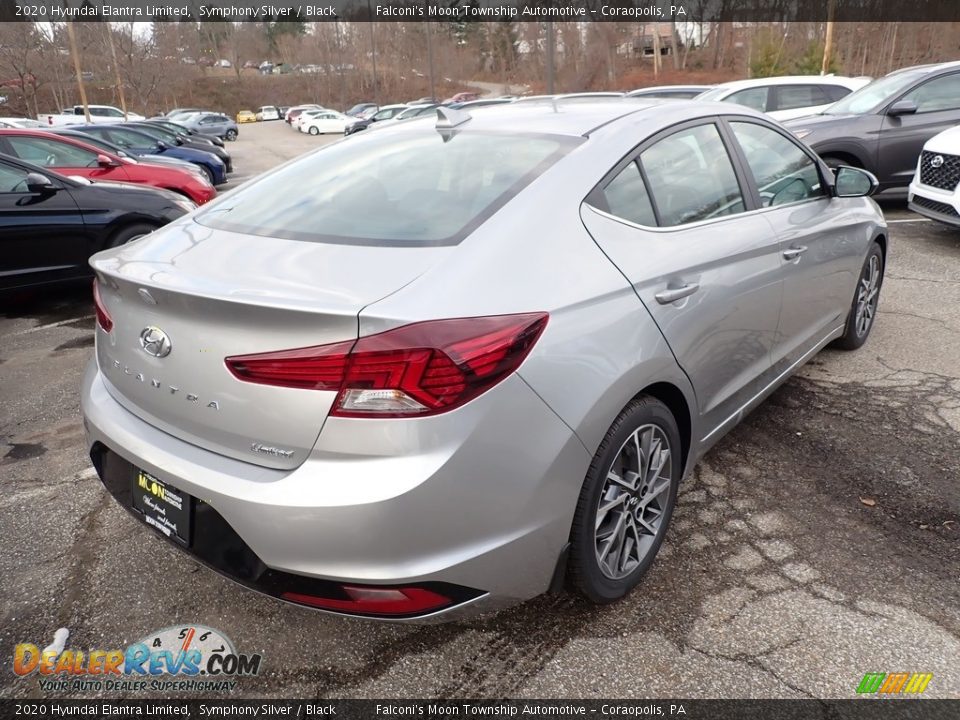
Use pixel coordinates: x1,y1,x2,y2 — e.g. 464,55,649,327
91,220,447,470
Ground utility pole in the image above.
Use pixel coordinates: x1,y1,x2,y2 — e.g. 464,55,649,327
103,25,128,119
821,0,836,75
65,22,91,123
426,21,436,100
545,21,555,94
334,20,345,110
366,0,378,103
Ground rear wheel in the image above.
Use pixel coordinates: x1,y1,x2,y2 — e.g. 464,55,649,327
308,126,319,136
834,241,884,350
225,129,238,141
105,223,155,249
569,396,681,604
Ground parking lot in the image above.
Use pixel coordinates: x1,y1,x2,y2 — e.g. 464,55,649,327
1,120,958,699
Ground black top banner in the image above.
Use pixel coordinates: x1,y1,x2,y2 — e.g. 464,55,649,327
6,0,960,22
1,699,959,720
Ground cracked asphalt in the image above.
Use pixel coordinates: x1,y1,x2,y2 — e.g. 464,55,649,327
1,122,958,700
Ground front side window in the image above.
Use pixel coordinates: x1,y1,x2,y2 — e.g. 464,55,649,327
725,87,769,112
730,122,825,207
639,123,745,226
902,73,960,113
196,130,579,246
6,137,98,167
0,162,30,192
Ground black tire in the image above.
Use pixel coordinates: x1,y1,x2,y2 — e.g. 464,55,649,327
200,164,217,185
225,129,238,141
834,241,884,351
105,223,155,249
569,396,682,604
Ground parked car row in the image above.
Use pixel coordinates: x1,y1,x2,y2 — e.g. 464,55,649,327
1,110,244,292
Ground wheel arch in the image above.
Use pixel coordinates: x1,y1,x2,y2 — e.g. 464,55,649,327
634,381,692,475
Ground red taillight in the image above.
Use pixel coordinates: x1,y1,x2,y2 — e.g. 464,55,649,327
93,279,113,333
280,586,451,616
224,313,548,417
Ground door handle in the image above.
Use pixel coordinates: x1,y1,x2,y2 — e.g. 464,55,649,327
782,245,808,260
655,283,700,305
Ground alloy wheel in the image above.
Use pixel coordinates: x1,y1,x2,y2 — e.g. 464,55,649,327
594,424,673,580
854,254,881,337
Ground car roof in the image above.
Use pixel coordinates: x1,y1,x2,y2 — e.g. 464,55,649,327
886,60,960,76
627,85,712,95
708,75,867,92
0,127,119,152
375,99,769,139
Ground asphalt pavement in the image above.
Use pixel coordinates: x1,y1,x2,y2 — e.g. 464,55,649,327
1,121,958,700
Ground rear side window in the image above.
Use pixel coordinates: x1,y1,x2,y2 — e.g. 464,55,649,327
196,131,580,246
773,85,829,111
598,161,656,226
639,123,745,226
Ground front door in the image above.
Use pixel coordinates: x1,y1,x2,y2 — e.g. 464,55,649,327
0,163,89,291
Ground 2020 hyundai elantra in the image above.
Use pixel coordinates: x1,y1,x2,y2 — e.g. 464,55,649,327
80,101,887,620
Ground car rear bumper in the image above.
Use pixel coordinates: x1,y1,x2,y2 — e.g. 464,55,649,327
80,359,590,621
907,181,960,226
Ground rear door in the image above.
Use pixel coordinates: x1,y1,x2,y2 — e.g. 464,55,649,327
0,162,89,290
580,119,784,439
878,71,960,185
770,84,833,120
723,118,861,371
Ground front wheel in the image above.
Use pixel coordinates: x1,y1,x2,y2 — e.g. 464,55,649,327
834,241,884,350
225,129,238,141
569,396,681,604
308,126,319,135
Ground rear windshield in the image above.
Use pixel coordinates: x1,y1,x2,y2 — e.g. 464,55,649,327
195,129,579,246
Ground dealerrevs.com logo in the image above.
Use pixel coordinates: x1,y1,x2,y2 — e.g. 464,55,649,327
13,625,263,693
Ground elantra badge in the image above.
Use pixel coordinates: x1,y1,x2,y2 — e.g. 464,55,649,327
140,326,172,358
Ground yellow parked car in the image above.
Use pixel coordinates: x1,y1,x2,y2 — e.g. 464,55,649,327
236,110,257,124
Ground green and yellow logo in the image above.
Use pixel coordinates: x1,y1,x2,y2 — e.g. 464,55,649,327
856,672,933,695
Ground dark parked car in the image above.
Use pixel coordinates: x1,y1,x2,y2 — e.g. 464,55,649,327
50,129,208,177
344,104,408,135
126,122,233,174
345,102,378,118
0,154,191,292
71,124,228,186
784,61,960,189
149,119,225,147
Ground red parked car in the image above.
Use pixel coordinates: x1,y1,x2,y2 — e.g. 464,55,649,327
0,129,216,205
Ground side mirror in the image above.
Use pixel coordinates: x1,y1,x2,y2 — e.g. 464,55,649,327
834,166,879,197
887,100,918,116
25,172,55,193
96,154,118,168
156,141,168,150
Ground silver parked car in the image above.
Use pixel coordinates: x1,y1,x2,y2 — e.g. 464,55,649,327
81,101,886,620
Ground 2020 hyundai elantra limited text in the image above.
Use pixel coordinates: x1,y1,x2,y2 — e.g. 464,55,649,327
80,101,887,620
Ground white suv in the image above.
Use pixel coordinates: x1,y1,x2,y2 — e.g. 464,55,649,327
696,75,871,121
908,125,960,227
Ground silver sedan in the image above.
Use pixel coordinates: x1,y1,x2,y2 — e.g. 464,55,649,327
81,100,886,620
